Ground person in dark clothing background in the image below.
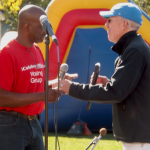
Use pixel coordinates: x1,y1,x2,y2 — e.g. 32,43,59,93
52,2,150,150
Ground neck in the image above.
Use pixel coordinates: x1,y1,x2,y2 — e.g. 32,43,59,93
16,36,33,48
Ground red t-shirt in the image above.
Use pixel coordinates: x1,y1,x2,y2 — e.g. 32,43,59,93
0,39,45,115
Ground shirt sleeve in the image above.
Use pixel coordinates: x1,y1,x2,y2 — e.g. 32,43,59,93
69,48,144,104
0,48,14,91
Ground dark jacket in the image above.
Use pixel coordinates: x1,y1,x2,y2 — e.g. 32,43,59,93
69,31,150,143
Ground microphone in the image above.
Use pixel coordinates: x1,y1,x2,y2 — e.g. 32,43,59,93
85,128,107,150
87,63,100,111
59,63,69,79
99,128,107,137
39,15,58,45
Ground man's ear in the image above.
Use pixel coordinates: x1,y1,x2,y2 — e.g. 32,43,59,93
122,19,128,29
24,23,29,31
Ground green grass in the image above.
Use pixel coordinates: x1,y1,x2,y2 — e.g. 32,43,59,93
43,133,122,150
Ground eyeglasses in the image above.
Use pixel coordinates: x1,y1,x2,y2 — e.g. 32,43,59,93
107,18,124,24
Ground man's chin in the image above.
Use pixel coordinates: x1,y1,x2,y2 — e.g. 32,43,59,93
108,37,115,43
36,39,44,43
108,37,112,42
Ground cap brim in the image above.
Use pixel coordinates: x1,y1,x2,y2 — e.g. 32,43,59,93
99,11,115,19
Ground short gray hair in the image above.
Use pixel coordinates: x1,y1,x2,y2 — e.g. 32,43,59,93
126,19,141,31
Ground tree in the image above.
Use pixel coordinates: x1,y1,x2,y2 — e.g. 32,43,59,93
133,0,150,16
0,0,22,30
21,0,50,10
0,0,51,31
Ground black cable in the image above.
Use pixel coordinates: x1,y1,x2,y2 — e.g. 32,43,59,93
87,46,92,83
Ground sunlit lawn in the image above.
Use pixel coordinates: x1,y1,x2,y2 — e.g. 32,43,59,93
43,133,122,150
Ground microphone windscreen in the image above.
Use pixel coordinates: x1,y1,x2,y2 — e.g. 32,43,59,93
60,63,68,72
39,15,47,23
99,128,107,136
95,62,100,67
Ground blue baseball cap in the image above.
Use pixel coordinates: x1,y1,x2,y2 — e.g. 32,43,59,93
99,3,143,25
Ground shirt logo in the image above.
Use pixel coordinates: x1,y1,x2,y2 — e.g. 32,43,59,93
21,63,45,71
21,63,45,84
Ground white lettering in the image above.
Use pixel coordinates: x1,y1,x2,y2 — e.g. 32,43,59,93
30,78,42,83
30,71,43,77
21,63,45,71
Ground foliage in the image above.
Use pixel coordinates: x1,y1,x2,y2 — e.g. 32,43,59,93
21,0,51,10
0,0,22,30
133,0,150,16
0,0,51,31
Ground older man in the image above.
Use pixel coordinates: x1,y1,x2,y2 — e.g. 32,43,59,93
0,5,59,150
53,3,150,150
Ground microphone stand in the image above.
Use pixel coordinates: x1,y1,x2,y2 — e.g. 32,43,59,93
44,34,50,150
85,134,102,150
85,128,107,150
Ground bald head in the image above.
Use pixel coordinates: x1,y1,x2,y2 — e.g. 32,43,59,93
18,5,46,26
16,5,47,47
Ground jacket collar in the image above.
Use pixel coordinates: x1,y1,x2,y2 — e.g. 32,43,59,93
111,31,137,55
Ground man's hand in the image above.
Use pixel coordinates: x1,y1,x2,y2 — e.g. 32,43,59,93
48,73,78,87
64,73,78,81
48,88,61,102
90,73,109,87
52,79,72,95
49,73,78,95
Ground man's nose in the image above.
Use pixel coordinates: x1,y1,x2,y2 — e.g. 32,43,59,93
43,29,46,35
105,21,108,27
